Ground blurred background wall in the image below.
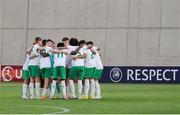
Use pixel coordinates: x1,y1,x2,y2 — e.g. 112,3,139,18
0,0,180,66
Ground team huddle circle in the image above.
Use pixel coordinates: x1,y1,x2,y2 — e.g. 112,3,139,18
22,37,104,100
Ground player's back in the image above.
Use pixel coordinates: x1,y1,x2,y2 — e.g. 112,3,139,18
53,49,67,67
71,46,85,67
94,51,103,69
28,44,40,66
39,46,52,69
85,49,96,68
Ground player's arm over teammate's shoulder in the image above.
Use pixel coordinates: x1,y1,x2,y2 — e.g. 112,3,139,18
70,44,84,55
50,49,68,55
25,47,32,54
72,53,87,60
50,42,68,55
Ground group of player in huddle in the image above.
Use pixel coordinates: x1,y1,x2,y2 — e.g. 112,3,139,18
22,37,103,100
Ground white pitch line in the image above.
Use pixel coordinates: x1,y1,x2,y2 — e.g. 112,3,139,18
0,84,21,86
27,105,70,114
4,104,70,114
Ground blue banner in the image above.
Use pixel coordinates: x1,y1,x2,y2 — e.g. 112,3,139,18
99,66,180,83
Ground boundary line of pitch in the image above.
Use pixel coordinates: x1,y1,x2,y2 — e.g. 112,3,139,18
2,104,70,114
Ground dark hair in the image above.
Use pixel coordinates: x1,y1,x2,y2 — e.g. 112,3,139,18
42,39,47,47
57,42,65,47
35,37,42,43
69,38,79,46
87,41,93,45
46,39,53,43
85,41,88,45
79,40,86,46
62,37,69,42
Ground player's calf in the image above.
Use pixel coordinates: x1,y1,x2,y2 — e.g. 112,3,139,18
69,79,77,99
29,77,35,99
22,80,30,99
61,80,67,99
90,79,95,99
50,79,57,99
41,78,50,99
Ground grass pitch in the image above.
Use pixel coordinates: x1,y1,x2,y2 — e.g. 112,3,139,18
0,82,180,114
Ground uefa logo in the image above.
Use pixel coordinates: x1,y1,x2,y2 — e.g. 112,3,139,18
2,66,14,82
110,67,123,83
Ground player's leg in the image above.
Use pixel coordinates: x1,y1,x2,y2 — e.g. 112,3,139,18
28,66,35,99
42,78,49,99
32,66,40,98
83,68,90,99
68,67,77,99
94,69,103,99
68,79,76,98
66,68,72,98
29,77,35,99
50,79,57,98
22,70,30,99
89,68,96,99
41,68,45,98
84,78,89,98
41,68,51,99
90,78,95,98
47,68,53,98
56,80,61,97
95,79,101,99
50,67,58,98
39,70,44,94
77,80,83,99
22,80,29,99
65,79,69,97
77,66,85,99
47,81,51,98
60,66,67,99
61,80,67,99
22,81,29,99
35,77,41,98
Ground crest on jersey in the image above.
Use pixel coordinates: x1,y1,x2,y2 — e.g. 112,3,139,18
110,67,122,82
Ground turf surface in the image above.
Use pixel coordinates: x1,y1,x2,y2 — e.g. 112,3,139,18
0,83,180,114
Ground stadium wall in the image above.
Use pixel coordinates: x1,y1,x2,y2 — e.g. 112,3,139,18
0,0,180,66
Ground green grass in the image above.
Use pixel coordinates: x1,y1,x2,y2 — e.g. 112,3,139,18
1,83,180,114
